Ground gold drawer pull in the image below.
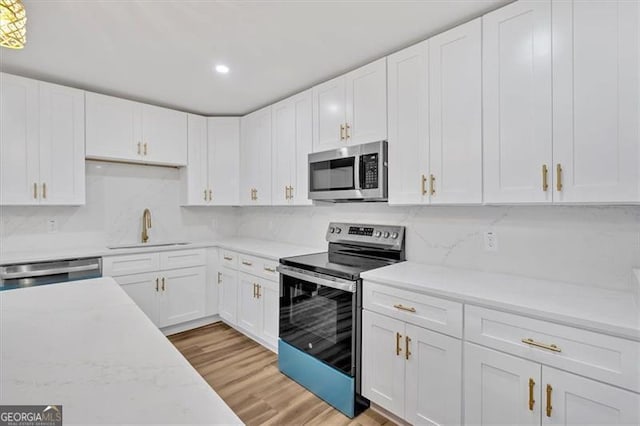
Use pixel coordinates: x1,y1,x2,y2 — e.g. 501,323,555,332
264,267,276,273
528,378,535,411
393,304,416,313
242,261,253,266
522,338,561,353
223,256,233,261
395,332,402,356
546,384,553,417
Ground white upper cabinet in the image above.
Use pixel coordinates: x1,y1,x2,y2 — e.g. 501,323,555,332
345,58,388,145
240,106,272,205
140,103,187,166
208,117,240,205
313,58,387,152
429,18,482,205
184,114,209,205
1,73,40,205
271,90,313,206
552,0,639,203
86,92,187,167
483,0,553,204
0,74,85,206
387,41,430,205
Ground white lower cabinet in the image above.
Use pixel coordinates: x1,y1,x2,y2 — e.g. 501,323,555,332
158,267,206,328
362,310,462,424
464,342,640,426
217,250,280,351
118,272,160,325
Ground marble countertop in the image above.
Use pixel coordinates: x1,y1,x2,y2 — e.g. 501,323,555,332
0,277,243,425
0,237,321,265
361,262,640,342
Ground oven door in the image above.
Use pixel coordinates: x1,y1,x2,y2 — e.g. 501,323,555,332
278,266,356,376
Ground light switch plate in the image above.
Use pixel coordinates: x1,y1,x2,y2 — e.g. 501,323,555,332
46,219,58,233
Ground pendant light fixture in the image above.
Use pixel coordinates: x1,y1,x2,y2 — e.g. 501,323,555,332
0,0,26,49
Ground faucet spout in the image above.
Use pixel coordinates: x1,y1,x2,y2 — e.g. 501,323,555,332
141,208,152,243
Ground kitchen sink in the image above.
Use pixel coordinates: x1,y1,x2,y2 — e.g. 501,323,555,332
107,242,191,250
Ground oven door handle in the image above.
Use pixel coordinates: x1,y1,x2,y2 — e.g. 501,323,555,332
276,265,357,293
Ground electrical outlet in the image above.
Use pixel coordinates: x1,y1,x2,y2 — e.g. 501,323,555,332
484,231,498,252
46,218,58,233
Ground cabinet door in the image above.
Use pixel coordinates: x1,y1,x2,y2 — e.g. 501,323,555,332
141,104,187,166
483,0,553,204
464,343,541,426
158,266,206,328
205,248,219,317
240,106,272,205
218,267,238,325
361,310,406,418
345,58,387,145
552,0,639,203
387,42,429,205
0,73,40,205
312,75,346,152
292,90,313,205
258,278,279,351
237,272,261,335
115,272,159,326
271,95,295,205
184,114,209,205
542,366,640,426
209,117,240,205
85,92,141,162
38,82,85,205
429,19,482,205
405,324,462,426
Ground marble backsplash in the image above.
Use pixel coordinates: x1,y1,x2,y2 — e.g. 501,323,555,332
1,161,639,293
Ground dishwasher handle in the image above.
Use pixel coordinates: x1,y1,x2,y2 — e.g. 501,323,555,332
0,263,100,280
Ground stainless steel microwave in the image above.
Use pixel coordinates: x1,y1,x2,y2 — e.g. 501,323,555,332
308,141,388,202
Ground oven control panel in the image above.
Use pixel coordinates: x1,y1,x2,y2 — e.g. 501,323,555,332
327,222,405,248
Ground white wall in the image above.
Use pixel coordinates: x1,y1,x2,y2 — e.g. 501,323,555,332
0,161,238,252
2,163,638,293
236,204,640,292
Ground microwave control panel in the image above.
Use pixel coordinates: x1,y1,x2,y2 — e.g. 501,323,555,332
361,154,379,189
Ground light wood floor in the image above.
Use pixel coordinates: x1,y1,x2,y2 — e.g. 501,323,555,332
169,322,394,426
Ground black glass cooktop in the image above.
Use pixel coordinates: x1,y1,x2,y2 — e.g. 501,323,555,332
279,251,397,281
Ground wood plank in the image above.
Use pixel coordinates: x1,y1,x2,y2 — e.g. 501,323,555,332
169,322,394,425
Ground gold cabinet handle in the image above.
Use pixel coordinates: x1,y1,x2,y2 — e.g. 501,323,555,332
521,338,561,353
256,284,261,299
405,335,411,360
156,278,159,292
217,272,222,284
254,188,258,201
421,174,427,195
340,124,345,141
395,332,402,356
223,256,233,261
429,174,435,196
264,267,276,273
143,142,148,156
253,283,257,298
42,182,47,199
204,189,207,201
161,277,165,291
137,142,142,155
345,123,350,139
546,384,553,417
289,186,294,199
556,164,563,192
393,303,416,313
241,261,252,266
208,189,212,201
528,378,536,411
542,165,549,191
33,182,38,199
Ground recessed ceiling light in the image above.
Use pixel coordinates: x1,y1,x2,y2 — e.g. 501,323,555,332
215,64,229,74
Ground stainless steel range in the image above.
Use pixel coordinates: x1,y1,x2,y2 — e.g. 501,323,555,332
277,222,406,418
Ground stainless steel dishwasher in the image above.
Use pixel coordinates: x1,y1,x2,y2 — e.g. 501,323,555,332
0,257,102,291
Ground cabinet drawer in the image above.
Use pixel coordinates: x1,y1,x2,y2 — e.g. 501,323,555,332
219,250,238,269
465,305,640,393
103,253,160,277
159,249,205,270
237,254,278,280
363,281,463,338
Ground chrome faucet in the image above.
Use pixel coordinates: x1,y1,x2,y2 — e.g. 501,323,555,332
141,208,152,243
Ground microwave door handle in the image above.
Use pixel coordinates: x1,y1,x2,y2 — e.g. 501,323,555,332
354,156,362,190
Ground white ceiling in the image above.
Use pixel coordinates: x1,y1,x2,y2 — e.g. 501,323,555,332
0,0,510,115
